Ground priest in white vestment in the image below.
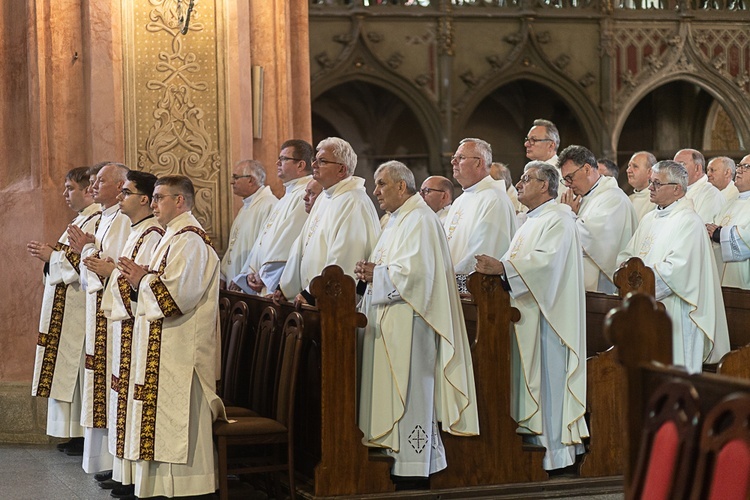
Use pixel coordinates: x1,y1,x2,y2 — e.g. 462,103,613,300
357,161,479,480
70,163,132,474
707,156,739,203
674,149,726,223
277,137,380,306
617,160,730,374
475,161,589,471
119,175,225,499
94,171,163,493
232,140,314,295
29,167,101,452
444,138,516,280
706,154,750,289
419,175,454,223
524,118,566,200
626,151,657,222
219,159,278,287
558,145,637,294
491,162,524,213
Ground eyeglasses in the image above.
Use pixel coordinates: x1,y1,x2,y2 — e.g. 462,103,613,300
524,137,553,146
231,174,255,181
648,179,679,189
561,164,587,185
313,157,343,167
152,193,181,202
451,155,481,163
737,163,750,171
419,188,445,196
519,175,544,184
278,156,303,163
120,188,146,197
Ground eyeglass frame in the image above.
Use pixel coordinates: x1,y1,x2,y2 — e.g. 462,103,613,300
450,154,482,163
647,179,680,189
419,187,445,196
312,157,344,167
736,163,750,171
152,193,182,203
278,155,303,163
519,174,544,184
524,137,553,146
560,164,588,185
120,188,146,197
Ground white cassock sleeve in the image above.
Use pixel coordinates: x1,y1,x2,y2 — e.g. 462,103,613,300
48,248,80,286
654,274,673,301
720,225,750,262
371,265,402,305
501,260,530,298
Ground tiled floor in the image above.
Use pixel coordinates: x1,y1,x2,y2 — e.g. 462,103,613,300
0,443,623,500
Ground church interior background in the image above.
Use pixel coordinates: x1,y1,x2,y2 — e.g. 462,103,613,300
1,0,748,444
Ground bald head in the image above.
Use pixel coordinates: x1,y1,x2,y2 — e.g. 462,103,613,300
420,175,453,213
707,156,735,191
93,163,129,208
674,148,705,185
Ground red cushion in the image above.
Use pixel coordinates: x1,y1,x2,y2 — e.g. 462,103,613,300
708,439,750,500
641,421,679,500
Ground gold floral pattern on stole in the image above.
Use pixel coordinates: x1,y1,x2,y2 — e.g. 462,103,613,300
137,318,163,461
35,281,68,398
91,290,108,428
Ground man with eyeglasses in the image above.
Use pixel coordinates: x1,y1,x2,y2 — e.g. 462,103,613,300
618,160,730,374
490,162,523,213
706,154,750,289
86,170,164,497
117,175,224,499
29,167,101,460
474,161,588,473
67,162,132,475
524,118,566,200
674,148,725,223
220,159,277,289
232,140,314,295
356,161,478,486
419,175,454,223
443,138,517,285
277,137,380,306
706,156,739,204
558,145,637,294
626,151,657,222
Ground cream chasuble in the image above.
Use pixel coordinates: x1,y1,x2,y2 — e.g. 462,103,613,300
220,185,278,283
435,204,451,224
507,183,524,213
715,191,750,289
235,175,311,294
279,176,380,297
359,195,479,456
629,188,655,222
444,176,517,275
100,216,164,459
577,176,637,293
80,205,131,430
126,211,224,464
617,198,730,373
721,180,739,204
500,200,588,470
32,204,102,402
685,174,726,223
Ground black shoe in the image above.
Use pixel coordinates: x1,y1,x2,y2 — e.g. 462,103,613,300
57,437,84,453
95,470,113,482
110,484,135,498
64,438,84,456
99,479,122,490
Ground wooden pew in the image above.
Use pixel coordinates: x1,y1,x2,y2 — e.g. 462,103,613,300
717,286,750,379
608,292,750,499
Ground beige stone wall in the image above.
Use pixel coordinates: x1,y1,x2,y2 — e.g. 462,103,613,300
0,0,311,442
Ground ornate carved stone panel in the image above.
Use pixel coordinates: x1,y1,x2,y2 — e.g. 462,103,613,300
122,0,227,243
614,25,677,93
694,28,750,94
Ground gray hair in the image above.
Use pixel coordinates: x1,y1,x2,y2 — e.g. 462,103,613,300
633,151,657,168
524,161,559,199
557,145,597,171
240,159,266,186
678,148,706,173
492,162,513,187
459,137,492,167
533,118,560,149
652,160,688,193
317,137,357,176
99,162,129,182
710,156,736,178
375,160,416,194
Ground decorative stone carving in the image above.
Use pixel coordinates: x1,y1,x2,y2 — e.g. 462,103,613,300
536,31,551,44
366,31,383,43
415,74,431,87
694,28,750,93
460,70,478,88
487,55,504,70
316,52,335,69
621,70,637,88
711,54,726,72
387,52,404,70
504,32,524,45
579,72,596,88
646,53,664,71
554,54,571,70
675,54,695,72
334,33,353,44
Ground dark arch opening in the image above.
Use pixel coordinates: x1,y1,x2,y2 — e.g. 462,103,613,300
460,79,588,183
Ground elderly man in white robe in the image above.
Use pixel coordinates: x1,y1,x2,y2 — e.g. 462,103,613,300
69,162,132,474
626,151,657,222
118,175,225,499
220,159,277,288
28,167,101,456
232,140,314,295
707,156,739,203
674,148,725,223
706,154,750,289
475,161,589,472
356,161,478,484
558,145,637,294
276,137,380,306
92,171,163,497
491,162,524,213
444,138,516,290
524,119,566,199
419,175,453,223
617,160,730,374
